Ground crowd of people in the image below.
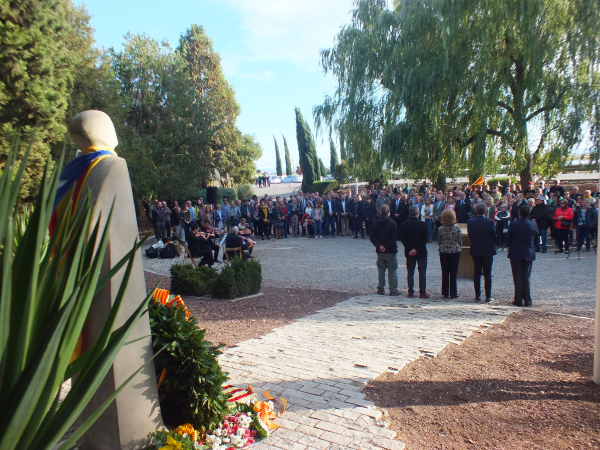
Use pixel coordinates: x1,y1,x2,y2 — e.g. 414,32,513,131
147,178,598,302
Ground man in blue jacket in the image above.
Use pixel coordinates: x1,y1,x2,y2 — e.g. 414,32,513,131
505,205,539,307
467,203,497,303
323,193,337,237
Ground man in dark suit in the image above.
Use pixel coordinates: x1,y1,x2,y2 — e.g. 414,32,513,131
455,190,472,223
467,203,497,303
370,204,399,296
399,206,430,298
506,205,539,307
351,196,365,239
391,192,407,239
323,194,337,237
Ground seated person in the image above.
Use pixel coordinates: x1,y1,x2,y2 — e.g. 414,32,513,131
200,220,221,263
238,218,253,238
225,226,252,260
186,222,214,267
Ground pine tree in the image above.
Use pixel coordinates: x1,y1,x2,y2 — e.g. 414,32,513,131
295,107,316,192
274,136,283,176
282,134,292,175
0,0,73,202
319,158,327,180
329,137,339,175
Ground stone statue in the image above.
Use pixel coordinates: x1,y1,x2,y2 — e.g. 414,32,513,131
68,110,163,449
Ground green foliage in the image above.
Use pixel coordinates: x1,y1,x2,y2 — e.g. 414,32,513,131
315,0,599,187
186,187,237,203
170,258,262,299
282,134,292,175
274,136,283,177
149,300,229,431
318,158,326,179
236,184,255,201
329,138,339,175
312,180,339,194
0,137,154,450
147,430,197,450
0,0,73,202
487,177,511,187
295,108,318,192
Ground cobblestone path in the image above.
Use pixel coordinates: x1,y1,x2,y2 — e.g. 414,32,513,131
219,295,512,449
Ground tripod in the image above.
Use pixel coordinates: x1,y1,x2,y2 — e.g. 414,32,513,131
566,226,596,260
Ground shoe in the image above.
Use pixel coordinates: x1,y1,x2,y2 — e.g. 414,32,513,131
535,249,540,252
485,297,494,303
442,294,449,299
450,295,460,299
362,235,365,239
267,236,270,240
556,250,563,253
524,302,532,307
353,236,358,239
389,291,401,296
377,290,385,295
420,293,431,299
474,296,481,302
511,301,523,307
407,293,415,298
319,235,322,239
565,250,570,255
541,249,547,253
261,236,265,240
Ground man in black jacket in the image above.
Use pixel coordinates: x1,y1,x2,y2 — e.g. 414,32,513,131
530,195,550,253
467,203,497,302
351,196,365,239
187,223,215,267
370,205,399,296
390,192,407,239
506,205,538,306
399,206,430,298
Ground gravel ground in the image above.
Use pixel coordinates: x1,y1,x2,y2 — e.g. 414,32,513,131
251,234,597,318
364,311,599,450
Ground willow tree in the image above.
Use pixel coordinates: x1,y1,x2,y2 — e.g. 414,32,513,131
295,107,317,192
282,134,292,175
273,136,283,176
315,0,599,187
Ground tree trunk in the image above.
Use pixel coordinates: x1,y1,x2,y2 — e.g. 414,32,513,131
434,172,447,191
140,198,152,222
519,165,532,190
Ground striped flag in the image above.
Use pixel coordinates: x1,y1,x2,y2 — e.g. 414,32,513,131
469,176,484,189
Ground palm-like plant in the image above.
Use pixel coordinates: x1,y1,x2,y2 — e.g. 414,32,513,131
0,136,157,450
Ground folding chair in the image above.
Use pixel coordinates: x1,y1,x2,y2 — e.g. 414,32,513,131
224,247,242,264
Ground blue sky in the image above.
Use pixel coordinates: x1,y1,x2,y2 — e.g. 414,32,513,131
76,0,357,174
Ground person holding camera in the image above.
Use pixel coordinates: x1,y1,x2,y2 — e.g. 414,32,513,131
553,199,574,253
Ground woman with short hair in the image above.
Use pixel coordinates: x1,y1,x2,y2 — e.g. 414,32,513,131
437,209,462,299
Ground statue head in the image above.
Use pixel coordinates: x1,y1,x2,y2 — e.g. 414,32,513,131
69,110,118,150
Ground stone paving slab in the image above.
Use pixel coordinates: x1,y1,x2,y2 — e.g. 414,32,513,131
219,294,512,449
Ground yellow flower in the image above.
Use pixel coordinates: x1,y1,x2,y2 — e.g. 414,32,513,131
175,423,198,441
159,435,182,450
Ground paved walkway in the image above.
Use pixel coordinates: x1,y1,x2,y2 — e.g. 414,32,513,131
219,295,512,450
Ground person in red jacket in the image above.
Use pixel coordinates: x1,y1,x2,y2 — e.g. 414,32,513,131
553,199,574,253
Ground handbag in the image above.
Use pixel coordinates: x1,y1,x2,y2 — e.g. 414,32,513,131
560,219,572,228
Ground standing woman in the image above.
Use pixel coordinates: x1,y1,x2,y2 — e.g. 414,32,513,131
181,203,192,241
553,199,574,253
258,199,270,240
172,206,182,238
421,197,434,243
437,209,462,298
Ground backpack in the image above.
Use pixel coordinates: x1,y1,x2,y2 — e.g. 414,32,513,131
145,247,160,258
159,242,177,259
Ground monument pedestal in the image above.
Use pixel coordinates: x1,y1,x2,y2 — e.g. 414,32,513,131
457,224,474,279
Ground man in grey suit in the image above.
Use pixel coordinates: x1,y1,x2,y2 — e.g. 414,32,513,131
432,192,447,238
375,188,391,217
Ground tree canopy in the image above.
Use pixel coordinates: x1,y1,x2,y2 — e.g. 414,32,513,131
282,134,292,175
295,107,317,192
274,136,282,176
315,0,599,187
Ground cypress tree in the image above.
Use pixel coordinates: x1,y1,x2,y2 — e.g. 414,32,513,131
0,0,73,202
319,158,327,179
282,134,292,175
329,137,339,175
273,136,282,176
295,107,316,192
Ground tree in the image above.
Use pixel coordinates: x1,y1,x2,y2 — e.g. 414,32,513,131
295,107,317,192
0,0,73,202
282,134,292,175
329,137,339,175
318,158,327,179
273,136,282,176
315,0,599,187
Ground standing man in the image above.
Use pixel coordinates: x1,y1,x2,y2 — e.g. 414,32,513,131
432,192,447,238
530,195,549,253
337,192,350,236
506,205,538,307
399,206,430,298
391,192,407,239
351,195,364,239
370,205,399,296
467,203,497,303
454,190,472,223
376,189,391,216
323,193,337,237
221,198,230,233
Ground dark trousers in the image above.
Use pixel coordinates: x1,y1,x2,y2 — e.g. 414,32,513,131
354,219,365,238
406,254,427,295
510,259,533,305
164,221,171,237
203,241,220,262
439,252,460,297
193,249,214,266
577,226,591,251
554,228,570,252
472,256,493,298
155,222,166,240
324,214,336,235
259,221,269,237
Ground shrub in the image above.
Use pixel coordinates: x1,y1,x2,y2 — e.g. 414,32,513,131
186,187,237,203
170,258,262,299
149,301,230,431
236,184,255,201
171,264,207,296
312,180,339,194
487,176,511,187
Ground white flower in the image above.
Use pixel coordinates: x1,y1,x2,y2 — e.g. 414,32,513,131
214,428,222,437
230,435,243,447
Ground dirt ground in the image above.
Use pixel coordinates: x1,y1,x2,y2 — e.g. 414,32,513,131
144,271,357,347
364,312,600,450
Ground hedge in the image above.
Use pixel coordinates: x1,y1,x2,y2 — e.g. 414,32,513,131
185,187,237,203
311,180,339,194
170,257,262,299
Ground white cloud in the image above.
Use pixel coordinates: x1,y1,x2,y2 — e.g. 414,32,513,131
223,0,356,70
